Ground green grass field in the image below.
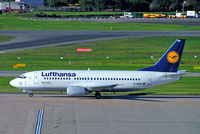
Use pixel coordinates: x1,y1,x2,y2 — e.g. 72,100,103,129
0,36,15,43
0,36,199,72
1,16,200,31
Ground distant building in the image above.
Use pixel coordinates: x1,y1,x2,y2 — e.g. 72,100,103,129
15,0,44,6
0,2,25,11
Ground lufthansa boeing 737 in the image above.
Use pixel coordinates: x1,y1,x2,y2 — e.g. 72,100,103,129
10,39,186,99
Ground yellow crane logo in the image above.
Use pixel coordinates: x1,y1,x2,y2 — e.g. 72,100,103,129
167,51,179,64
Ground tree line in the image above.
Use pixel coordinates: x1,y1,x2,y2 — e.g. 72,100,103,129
1,0,199,12
45,0,200,12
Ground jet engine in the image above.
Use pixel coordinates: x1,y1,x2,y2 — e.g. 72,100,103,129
67,86,89,96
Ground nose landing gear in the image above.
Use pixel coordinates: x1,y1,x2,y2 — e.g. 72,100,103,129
25,90,33,97
95,91,101,99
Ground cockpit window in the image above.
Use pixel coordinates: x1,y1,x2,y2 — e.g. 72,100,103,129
19,75,26,79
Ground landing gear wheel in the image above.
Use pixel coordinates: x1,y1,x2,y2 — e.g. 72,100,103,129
95,91,101,99
29,93,33,97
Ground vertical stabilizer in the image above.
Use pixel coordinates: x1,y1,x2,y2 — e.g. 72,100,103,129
138,39,185,72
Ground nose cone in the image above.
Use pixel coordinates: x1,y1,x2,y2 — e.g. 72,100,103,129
10,79,17,87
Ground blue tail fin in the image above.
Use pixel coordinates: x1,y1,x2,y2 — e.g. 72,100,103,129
138,39,185,72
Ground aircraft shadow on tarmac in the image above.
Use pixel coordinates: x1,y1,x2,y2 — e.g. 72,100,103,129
38,95,168,102
98,95,167,102
38,94,200,102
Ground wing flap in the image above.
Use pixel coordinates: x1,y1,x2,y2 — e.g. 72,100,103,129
69,83,119,91
87,84,119,90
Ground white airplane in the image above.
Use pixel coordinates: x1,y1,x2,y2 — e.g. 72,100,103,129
10,39,186,99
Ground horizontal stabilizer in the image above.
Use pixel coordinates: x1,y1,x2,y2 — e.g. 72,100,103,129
165,70,186,78
177,70,186,74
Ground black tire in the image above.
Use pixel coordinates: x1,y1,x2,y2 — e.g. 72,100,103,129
95,92,101,99
29,93,33,97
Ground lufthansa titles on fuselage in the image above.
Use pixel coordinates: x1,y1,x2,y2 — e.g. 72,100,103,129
41,72,76,77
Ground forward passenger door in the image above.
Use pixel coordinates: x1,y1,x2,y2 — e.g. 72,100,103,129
34,73,39,84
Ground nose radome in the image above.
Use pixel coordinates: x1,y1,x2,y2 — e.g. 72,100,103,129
10,79,17,87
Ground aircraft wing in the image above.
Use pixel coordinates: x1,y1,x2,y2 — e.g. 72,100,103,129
69,83,119,91
86,84,119,91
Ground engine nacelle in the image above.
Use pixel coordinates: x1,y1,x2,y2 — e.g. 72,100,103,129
67,86,89,96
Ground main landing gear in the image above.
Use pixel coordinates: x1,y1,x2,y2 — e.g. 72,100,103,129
95,91,101,99
29,93,33,97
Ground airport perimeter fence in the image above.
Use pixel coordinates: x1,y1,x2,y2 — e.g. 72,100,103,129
33,11,199,19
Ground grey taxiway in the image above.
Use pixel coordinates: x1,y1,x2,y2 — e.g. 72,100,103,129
1,30,200,52
0,94,200,134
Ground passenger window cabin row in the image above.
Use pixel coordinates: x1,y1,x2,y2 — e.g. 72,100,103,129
43,77,141,81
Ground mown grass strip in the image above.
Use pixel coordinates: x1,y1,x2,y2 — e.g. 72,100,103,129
1,16,200,31
0,36,199,72
0,36,16,43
